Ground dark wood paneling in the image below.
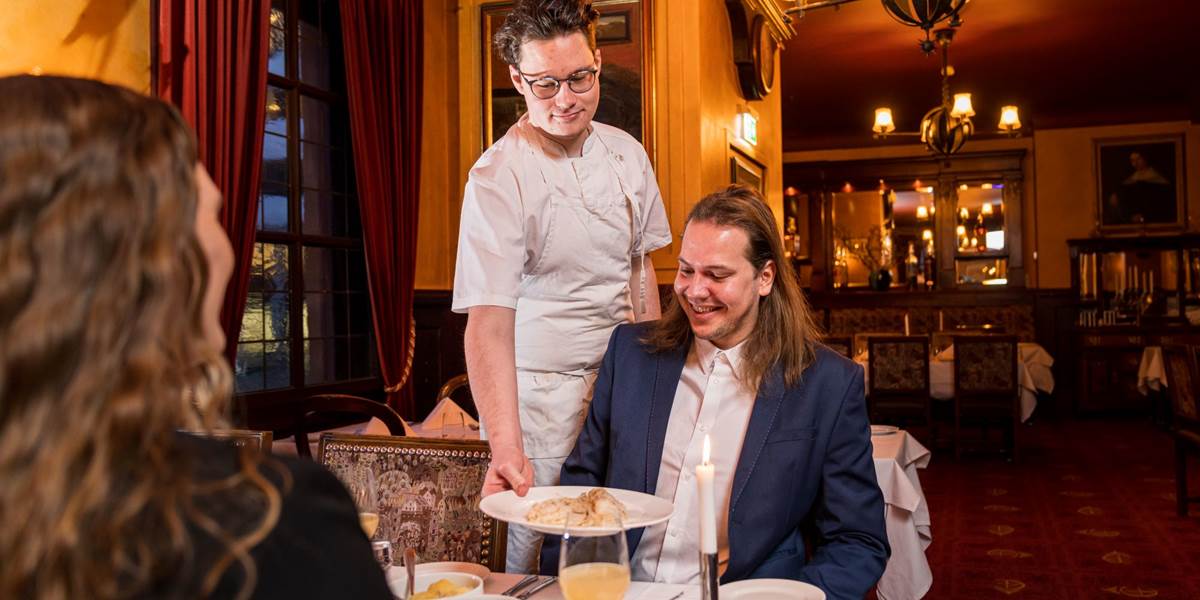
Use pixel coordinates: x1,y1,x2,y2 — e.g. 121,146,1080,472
412,291,471,419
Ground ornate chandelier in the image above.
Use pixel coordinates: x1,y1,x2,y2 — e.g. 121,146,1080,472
870,26,1022,157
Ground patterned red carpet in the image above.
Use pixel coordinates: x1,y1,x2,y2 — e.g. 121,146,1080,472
918,419,1200,599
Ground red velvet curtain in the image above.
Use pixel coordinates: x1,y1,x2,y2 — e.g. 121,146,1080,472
156,0,270,364
339,0,423,416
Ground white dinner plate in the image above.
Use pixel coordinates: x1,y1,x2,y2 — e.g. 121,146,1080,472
720,578,825,599
415,561,491,580
479,486,674,536
871,424,900,436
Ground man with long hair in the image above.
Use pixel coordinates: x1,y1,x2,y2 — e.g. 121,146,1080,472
543,186,889,598
453,0,671,572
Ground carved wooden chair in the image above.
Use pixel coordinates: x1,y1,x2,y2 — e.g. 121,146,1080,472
867,336,933,435
824,336,853,360
317,433,506,571
293,394,409,458
1162,345,1200,516
953,335,1020,461
197,429,274,453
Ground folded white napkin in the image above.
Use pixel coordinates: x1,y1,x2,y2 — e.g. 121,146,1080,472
420,397,480,430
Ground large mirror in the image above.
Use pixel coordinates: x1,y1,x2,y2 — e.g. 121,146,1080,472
831,183,936,290
954,182,1008,286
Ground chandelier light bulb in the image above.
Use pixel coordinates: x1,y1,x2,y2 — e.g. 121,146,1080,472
917,205,929,220
982,202,994,215
999,105,1021,131
956,225,967,236
959,207,969,220
922,229,933,241
873,108,896,134
950,93,975,118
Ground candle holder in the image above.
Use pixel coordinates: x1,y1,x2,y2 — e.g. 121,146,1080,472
699,551,719,600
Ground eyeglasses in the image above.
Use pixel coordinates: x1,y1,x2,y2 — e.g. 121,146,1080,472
518,67,598,100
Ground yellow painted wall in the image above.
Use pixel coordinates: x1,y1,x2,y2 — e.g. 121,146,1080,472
415,0,462,289
1032,121,1200,288
0,0,150,92
659,0,784,271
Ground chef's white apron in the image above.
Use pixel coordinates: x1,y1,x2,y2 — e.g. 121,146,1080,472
500,131,646,574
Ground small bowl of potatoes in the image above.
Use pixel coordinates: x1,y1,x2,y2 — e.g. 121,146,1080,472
389,571,484,599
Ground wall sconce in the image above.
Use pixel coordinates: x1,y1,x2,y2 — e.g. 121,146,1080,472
922,229,933,241
916,205,929,220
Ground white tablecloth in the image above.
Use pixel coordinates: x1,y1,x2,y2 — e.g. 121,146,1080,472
859,342,1053,422
871,430,932,600
1138,346,1166,396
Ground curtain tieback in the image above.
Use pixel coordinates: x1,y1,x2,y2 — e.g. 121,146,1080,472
384,315,417,393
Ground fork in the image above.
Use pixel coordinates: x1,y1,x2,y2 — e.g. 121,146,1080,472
516,576,557,599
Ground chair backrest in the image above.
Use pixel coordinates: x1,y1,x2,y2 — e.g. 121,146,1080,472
867,336,930,396
194,429,274,453
824,336,853,359
1162,345,1200,430
932,329,1006,355
953,335,1019,398
318,433,506,572
437,374,470,403
294,394,408,458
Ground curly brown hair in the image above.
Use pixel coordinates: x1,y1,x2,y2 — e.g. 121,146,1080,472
494,0,600,65
0,75,281,599
641,185,822,390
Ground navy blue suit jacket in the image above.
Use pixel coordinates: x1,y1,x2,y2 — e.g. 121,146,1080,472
541,323,889,600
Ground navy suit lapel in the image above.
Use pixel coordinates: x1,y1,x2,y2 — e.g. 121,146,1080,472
728,369,788,522
644,344,687,494
722,369,791,582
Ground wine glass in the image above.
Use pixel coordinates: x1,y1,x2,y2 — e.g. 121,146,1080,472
558,514,630,600
441,409,465,439
346,466,380,539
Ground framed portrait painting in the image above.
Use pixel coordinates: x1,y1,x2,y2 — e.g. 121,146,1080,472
481,0,654,159
1095,135,1185,232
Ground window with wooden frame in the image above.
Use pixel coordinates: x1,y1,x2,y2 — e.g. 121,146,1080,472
236,0,378,397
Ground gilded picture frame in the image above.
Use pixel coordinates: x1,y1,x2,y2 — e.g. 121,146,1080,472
1095,135,1185,233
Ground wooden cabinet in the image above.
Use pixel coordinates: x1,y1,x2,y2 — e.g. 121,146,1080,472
1066,235,1200,414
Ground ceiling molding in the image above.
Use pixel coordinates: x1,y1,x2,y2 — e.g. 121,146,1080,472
741,0,796,42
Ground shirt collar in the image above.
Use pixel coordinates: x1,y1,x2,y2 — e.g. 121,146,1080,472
521,114,596,159
694,337,747,379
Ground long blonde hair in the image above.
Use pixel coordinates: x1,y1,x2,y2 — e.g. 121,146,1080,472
642,185,822,389
0,75,280,599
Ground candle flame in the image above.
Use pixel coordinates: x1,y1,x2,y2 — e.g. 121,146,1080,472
702,434,711,465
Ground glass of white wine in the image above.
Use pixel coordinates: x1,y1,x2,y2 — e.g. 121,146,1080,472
346,466,380,539
558,514,631,600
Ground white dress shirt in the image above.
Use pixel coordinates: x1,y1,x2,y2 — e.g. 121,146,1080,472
630,337,757,583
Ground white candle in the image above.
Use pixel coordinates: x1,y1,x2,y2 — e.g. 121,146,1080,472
904,314,911,336
696,435,717,554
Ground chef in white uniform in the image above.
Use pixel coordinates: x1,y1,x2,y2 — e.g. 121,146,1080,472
452,0,672,573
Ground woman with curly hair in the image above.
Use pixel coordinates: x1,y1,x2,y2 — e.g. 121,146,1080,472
0,75,390,599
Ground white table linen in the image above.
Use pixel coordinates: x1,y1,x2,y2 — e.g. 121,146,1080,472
871,430,933,600
1138,346,1166,395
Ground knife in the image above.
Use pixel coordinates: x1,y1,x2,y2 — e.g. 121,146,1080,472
517,576,557,599
501,574,539,597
